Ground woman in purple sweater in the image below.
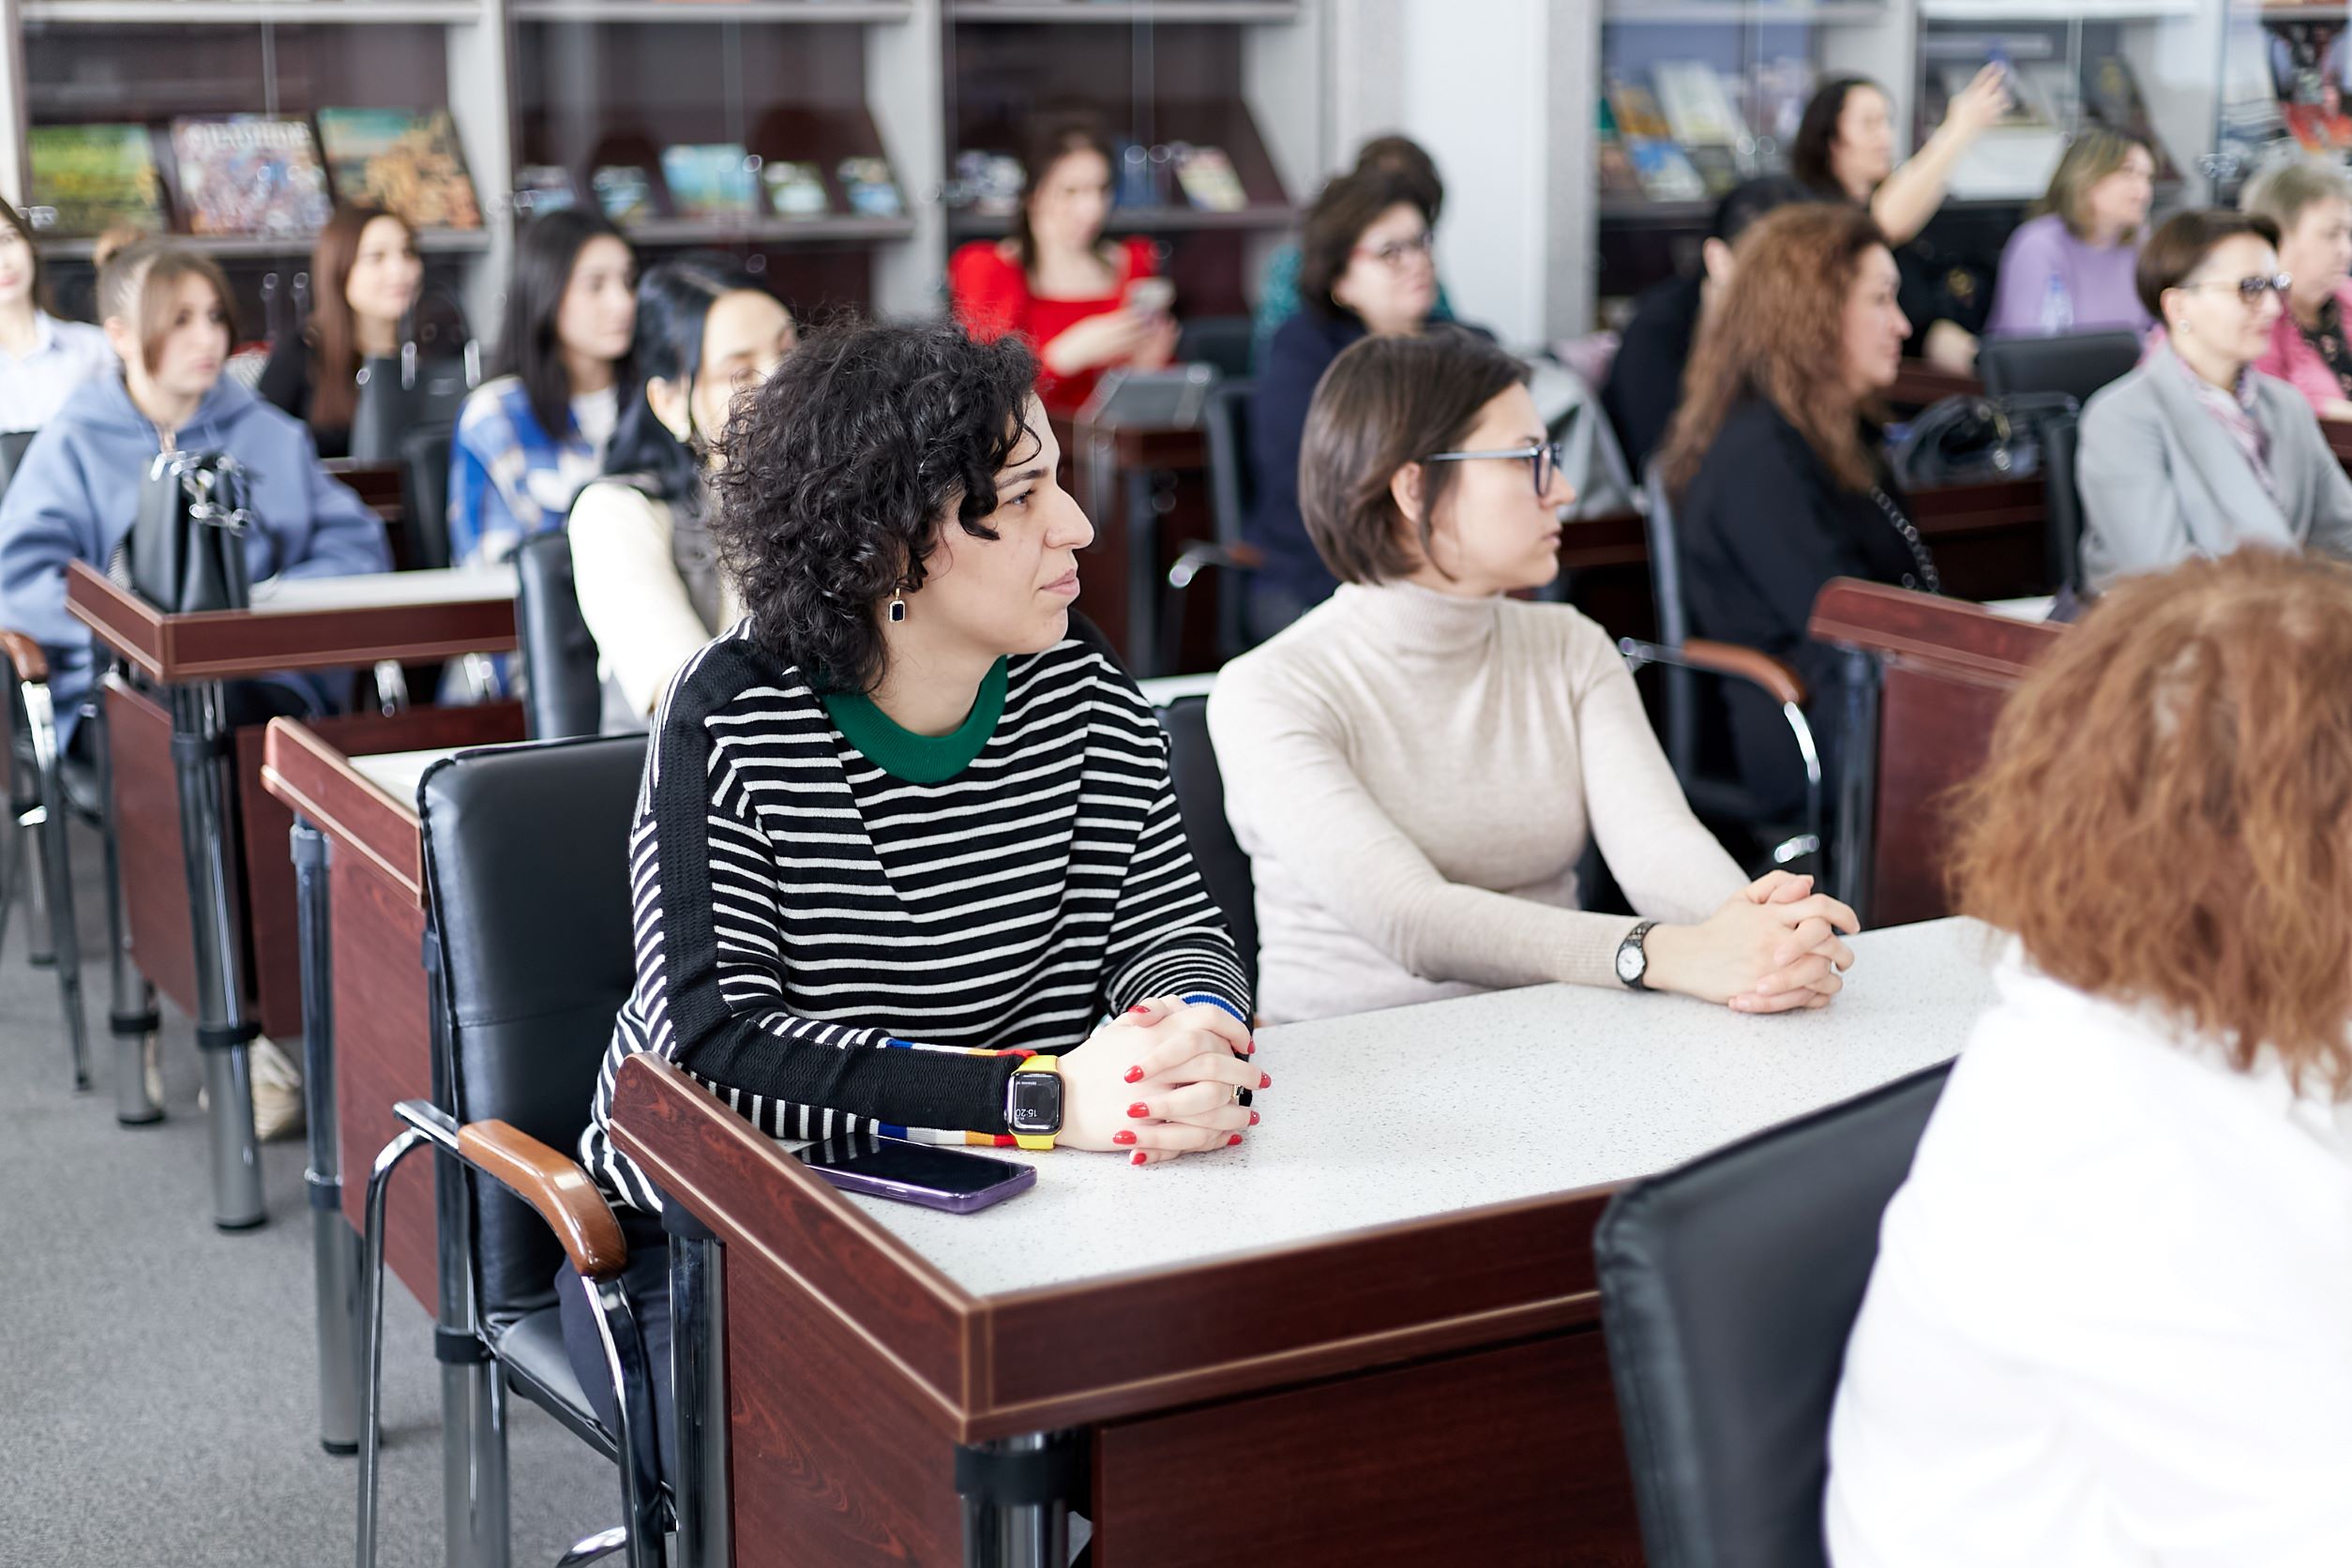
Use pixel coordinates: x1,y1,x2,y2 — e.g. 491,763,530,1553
1987,129,2156,339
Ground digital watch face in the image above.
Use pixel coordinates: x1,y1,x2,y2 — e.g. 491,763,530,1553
1008,1070,1063,1135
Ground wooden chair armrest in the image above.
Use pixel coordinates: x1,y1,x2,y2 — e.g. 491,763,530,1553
454,1119,629,1280
0,630,49,686
1679,639,1807,708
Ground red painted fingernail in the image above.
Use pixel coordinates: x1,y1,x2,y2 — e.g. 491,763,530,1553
1259,1072,1272,1089
1125,1005,1153,1016
1244,1039,1257,1055
1123,1066,1144,1083
1248,1110,1260,1125
1129,1151,1148,1166
1126,1102,1150,1119
1112,1130,1137,1145
1228,1134,1244,1147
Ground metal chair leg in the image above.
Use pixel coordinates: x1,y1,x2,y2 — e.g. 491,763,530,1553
90,695,160,1126
356,1126,430,1568
582,1274,669,1568
21,683,88,1092
21,788,52,967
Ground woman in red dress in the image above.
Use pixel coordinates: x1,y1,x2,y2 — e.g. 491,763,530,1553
950,119,1177,417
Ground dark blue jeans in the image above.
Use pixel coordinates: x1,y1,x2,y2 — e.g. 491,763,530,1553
554,1207,676,1490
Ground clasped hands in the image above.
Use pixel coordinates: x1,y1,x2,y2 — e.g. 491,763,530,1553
1056,996,1263,1167
1641,870,1860,1015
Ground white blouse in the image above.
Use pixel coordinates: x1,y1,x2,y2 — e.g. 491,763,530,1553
0,313,113,432
1825,947,2352,1567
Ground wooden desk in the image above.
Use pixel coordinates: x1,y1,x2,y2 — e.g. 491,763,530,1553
260,724,523,1457
65,560,519,1233
611,918,1998,1568
1886,362,1983,415
1067,421,1212,676
1808,580,2068,927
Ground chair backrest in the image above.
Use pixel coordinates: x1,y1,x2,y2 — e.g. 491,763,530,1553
514,530,603,741
1157,694,1257,1002
1640,460,1701,778
418,734,649,1327
1178,315,1255,381
1593,1060,1952,1568
0,429,36,498
351,354,475,466
1204,379,1256,552
398,419,455,572
1976,330,2141,409
2039,407,2084,594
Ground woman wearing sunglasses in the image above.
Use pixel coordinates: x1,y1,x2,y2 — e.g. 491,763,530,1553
1208,326,1858,1026
1245,165,1491,643
2078,208,2352,593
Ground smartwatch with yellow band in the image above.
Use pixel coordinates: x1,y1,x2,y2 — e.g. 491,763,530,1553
1004,1055,1063,1151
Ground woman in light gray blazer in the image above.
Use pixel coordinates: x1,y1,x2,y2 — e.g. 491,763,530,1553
2079,208,2352,593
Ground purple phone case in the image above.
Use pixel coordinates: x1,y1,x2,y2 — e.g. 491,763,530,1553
807,1159,1036,1214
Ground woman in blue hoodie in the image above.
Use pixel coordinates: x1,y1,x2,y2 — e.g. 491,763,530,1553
0,237,391,757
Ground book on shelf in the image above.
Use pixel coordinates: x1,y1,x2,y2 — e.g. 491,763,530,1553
1594,98,1641,198
761,160,831,219
836,157,903,219
170,115,334,238
954,150,1025,217
2081,54,2183,183
1652,62,1744,150
1173,145,1247,213
316,109,482,232
592,165,654,226
27,124,167,237
513,165,580,216
660,144,761,220
1607,81,1708,204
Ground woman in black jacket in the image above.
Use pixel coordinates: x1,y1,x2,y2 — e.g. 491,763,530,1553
1658,202,1935,815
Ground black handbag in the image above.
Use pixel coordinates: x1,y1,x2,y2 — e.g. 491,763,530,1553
123,450,255,615
1890,391,2076,490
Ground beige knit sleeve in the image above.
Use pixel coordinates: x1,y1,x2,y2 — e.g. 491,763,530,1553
1212,652,1666,995
568,482,720,719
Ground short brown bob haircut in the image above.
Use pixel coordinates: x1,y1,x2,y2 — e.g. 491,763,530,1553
1952,549,2352,1098
2135,207,2279,325
1299,325,1528,585
1299,166,1433,324
96,237,237,375
2034,126,2151,242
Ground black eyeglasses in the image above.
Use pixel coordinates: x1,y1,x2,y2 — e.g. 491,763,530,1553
2177,272,2293,304
1423,439,1566,498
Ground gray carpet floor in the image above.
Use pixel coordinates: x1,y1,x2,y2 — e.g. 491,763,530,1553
0,817,618,1568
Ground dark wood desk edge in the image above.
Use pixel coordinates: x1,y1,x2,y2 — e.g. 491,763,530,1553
259,718,428,904
64,560,170,682
1809,579,2066,685
611,1056,1618,1444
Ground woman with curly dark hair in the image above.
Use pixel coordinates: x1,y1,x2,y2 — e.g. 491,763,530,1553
561,317,1260,1484
1657,201,1931,816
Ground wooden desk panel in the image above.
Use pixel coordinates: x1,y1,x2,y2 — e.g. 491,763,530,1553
107,681,199,1021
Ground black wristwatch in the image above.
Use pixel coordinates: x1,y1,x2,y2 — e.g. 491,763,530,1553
1615,920,1659,992
1004,1057,1063,1151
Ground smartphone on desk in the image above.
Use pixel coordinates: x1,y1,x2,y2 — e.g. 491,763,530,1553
796,1130,1035,1214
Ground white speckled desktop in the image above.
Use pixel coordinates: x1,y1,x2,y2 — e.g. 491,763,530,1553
352,745,492,809
853,915,2001,1298
247,565,518,614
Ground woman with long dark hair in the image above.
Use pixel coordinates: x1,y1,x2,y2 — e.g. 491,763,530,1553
447,209,635,564
949,117,1175,416
1658,202,1930,813
256,203,423,458
568,263,794,728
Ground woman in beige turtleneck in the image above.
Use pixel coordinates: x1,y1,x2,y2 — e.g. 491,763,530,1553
1208,327,1859,1024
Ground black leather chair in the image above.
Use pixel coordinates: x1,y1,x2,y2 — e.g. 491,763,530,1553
1977,329,2141,410
398,419,456,572
1177,315,1255,381
2039,405,2086,594
1164,378,1259,665
1621,461,1822,873
358,734,689,1568
1157,694,1257,1001
516,531,604,740
0,428,35,491
1593,1061,1952,1568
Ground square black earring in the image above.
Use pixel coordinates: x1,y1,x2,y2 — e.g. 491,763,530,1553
887,593,907,624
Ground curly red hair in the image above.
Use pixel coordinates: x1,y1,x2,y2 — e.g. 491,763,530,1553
1953,550,2352,1096
1658,202,1888,497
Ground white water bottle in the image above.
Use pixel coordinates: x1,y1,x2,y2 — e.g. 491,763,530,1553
2041,273,2074,335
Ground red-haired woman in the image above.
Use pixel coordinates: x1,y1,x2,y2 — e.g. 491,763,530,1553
258,203,423,459
1826,550,2352,1566
1657,202,1929,813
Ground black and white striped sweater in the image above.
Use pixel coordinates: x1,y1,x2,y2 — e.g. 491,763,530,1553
580,616,1251,1211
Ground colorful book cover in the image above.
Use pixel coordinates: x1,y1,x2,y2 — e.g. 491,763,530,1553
513,164,580,217
954,149,1025,217
591,165,653,226
169,115,333,237
659,143,759,220
1174,145,1247,213
315,108,482,231
836,156,904,219
26,124,166,237
761,160,830,219
1652,62,1743,148
1627,141,1708,204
